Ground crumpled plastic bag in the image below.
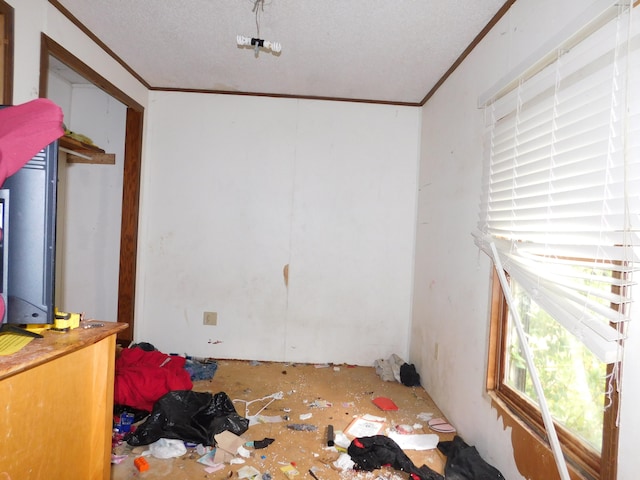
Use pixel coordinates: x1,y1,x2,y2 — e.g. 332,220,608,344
148,438,188,459
126,390,249,446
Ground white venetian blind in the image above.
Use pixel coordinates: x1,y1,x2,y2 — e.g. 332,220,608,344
474,0,640,364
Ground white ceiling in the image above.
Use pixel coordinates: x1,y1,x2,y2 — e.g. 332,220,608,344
54,0,508,105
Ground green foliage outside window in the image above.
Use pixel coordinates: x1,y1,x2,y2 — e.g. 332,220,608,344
504,281,608,452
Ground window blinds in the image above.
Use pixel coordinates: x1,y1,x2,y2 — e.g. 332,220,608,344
474,1,640,364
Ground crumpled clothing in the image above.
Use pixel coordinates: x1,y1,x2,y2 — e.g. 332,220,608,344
347,435,444,480
114,347,193,412
126,390,249,446
437,435,506,480
374,353,405,382
374,354,421,386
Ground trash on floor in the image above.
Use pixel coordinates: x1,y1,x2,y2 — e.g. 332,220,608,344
280,463,299,479
387,430,439,451
344,414,386,437
373,353,421,386
214,430,246,463
184,356,219,381
428,417,456,433
111,359,467,480
286,423,318,432
238,465,262,479
372,396,398,411
438,435,506,479
234,391,284,424
114,346,193,412
133,456,149,472
126,390,249,446
246,437,275,449
348,435,444,480
147,438,188,458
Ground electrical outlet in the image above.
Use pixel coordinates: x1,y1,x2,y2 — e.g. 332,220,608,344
203,311,218,326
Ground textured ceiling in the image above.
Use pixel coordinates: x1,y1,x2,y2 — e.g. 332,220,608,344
53,0,508,105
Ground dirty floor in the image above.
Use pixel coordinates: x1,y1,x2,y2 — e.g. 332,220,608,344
111,359,455,480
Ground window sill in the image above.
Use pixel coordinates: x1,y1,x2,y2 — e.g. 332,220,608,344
487,390,591,480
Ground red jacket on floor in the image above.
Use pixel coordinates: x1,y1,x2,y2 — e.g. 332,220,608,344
114,348,193,412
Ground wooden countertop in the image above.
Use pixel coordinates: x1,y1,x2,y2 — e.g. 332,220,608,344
0,321,127,380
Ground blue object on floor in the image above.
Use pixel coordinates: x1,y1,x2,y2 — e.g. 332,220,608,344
185,358,218,381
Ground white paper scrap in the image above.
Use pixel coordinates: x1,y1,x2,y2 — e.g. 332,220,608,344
388,431,439,451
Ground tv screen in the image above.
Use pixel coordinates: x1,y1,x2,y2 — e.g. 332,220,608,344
0,140,58,325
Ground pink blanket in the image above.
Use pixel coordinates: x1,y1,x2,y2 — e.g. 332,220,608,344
0,98,64,185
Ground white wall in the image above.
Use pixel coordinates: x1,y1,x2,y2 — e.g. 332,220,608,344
53,82,126,321
136,91,420,364
411,0,640,479
48,73,126,321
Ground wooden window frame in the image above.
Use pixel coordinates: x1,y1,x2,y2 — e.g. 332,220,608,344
487,270,620,480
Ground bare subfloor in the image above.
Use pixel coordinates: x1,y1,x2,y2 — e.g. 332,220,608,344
111,359,454,480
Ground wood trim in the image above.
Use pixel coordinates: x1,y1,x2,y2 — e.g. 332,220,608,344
117,107,143,343
48,0,150,90
420,0,517,106
39,36,144,344
41,35,143,111
486,268,504,391
600,363,619,480
149,86,421,107
0,0,13,104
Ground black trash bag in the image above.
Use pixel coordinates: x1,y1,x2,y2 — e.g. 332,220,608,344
400,362,421,386
348,435,444,480
126,390,249,446
437,435,506,480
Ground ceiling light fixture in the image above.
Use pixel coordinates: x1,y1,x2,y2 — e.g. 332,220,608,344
237,0,281,57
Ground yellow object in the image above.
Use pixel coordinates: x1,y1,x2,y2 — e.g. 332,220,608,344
64,128,95,145
0,334,35,355
54,308,82,330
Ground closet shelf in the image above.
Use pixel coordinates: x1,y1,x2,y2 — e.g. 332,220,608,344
59,135,116,165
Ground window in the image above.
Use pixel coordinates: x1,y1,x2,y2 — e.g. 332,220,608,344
0,0,13,104
489,270,621,478
475,2,638,479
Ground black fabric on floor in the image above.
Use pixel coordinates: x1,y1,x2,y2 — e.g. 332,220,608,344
348,435,444,480
126,390,249,446
400,362,421,386
437,435,506,480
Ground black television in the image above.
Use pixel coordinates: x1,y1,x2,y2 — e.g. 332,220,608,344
0,140,58,332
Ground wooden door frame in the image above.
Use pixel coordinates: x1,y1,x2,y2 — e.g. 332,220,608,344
39,35,142,343
0,0,14,104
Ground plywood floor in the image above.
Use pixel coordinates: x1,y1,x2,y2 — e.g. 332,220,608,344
111,359,455,480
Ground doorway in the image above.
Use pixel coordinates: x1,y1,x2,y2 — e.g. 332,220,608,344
39,35,143,343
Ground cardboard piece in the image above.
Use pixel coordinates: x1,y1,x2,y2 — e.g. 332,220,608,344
213,430,245,464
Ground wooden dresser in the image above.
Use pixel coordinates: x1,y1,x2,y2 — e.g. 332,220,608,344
0,321,127,479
